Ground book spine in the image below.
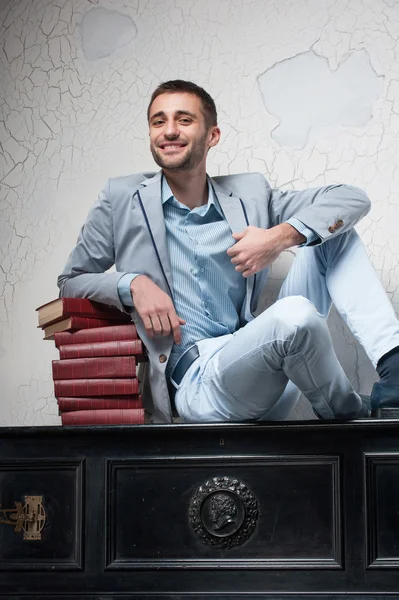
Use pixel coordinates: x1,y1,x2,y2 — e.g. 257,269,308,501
38,298,130,327
44,317,130,339
52,356,136,380
58,397,142,412
54,324,138,347
61,408,145,425
67,316,127,330
54,378,139,397
58,340,144,359
62,298,130,321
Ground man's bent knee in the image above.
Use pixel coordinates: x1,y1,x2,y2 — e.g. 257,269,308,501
272,295,322,333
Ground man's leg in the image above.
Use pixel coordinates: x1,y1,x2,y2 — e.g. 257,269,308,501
280,229,399,412
279,229,399,366
175,229,399,422
175,295,367,422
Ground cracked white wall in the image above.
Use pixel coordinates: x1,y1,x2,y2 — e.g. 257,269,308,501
0,0,397,425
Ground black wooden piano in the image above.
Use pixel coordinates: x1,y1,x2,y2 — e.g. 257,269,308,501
1,419,399,599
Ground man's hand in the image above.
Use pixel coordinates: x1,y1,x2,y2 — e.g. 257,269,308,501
130,275,186,344
226,223,306,277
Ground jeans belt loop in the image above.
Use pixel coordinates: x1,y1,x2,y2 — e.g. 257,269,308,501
170,344,200,389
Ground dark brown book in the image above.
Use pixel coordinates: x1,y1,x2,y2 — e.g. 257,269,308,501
36,297,130,328
54,378,139,397
61,408,145,425
57,397,142,412
44,317,129,340
54,324,138,347
58,339,145,360
52,356,136,380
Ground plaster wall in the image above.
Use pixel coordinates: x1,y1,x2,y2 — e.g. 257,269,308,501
0,0,397,425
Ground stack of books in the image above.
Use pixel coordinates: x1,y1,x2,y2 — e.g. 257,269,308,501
37,298,147,426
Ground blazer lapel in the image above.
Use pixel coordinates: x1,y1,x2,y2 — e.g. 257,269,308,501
210,178,256,318
137,172,173,295
210,180,248,233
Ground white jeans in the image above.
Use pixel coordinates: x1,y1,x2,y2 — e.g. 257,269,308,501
174,230,399,422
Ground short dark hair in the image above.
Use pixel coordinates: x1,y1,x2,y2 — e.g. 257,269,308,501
147,80,218,128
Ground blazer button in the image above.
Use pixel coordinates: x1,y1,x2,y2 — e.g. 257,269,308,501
159,354,167,363
336,219,343,227
328,226,335,233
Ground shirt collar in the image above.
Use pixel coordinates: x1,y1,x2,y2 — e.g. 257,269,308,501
161,174,223,217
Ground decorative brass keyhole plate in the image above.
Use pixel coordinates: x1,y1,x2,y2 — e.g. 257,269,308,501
0,496,46,540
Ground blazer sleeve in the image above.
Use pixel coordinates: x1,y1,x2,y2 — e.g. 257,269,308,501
266,176,371,244
57,180,130,313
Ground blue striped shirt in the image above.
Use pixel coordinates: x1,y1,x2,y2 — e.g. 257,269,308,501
118,176,318,378
161,177,246,376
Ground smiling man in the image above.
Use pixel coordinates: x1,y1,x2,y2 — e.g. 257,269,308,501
58,80,399,423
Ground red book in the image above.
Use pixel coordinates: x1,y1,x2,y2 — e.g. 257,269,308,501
54,378,139,397
54,324,138,348
52,356,136,380
43,317,129,340
36,297,130,328
61,408,145,426
58,339,145,360
57,396,142,412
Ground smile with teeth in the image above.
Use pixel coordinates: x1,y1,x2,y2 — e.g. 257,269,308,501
160,143,187,150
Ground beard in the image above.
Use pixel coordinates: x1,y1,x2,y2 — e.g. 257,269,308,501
150,130,209,171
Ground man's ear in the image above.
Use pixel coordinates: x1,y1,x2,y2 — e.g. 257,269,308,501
208,126,221,148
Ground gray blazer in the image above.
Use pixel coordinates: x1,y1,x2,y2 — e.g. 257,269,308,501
57,170,371,422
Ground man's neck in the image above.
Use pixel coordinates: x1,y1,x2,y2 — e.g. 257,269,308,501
163,169,208,210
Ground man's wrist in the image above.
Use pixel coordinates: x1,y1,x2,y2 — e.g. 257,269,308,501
285,217,320,246
278,222,306,249
118,273,139,308
130,274,148,298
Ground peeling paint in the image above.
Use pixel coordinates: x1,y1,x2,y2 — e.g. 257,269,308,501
258,49,384,148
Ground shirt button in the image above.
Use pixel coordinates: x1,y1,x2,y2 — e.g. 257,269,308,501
159,354,167,363
200,268,205,273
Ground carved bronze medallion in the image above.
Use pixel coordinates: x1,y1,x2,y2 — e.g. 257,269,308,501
188,476,258,548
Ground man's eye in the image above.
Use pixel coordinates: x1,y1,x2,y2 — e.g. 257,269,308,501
180,118,192,124
152,120,164,126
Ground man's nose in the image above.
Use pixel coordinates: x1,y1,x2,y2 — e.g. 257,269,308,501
164,121,179,138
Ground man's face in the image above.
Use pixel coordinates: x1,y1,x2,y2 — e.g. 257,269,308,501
148,92,219,171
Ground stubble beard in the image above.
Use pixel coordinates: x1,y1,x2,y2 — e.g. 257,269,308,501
151,130,209,172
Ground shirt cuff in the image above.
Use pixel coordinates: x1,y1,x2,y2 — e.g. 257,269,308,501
117,273,140,308
286,217,320,246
